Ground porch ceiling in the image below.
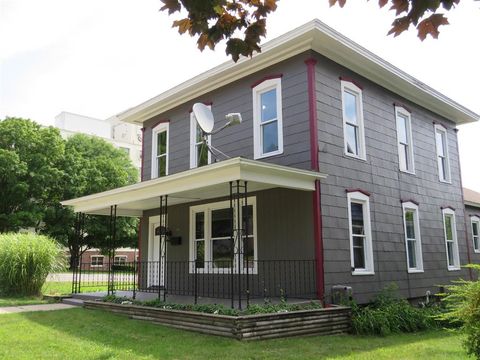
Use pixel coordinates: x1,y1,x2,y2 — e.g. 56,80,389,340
61,157,327,217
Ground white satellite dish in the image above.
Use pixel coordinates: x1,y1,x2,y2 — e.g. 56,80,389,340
192,103,214,134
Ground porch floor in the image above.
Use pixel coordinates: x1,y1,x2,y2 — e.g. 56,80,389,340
72,291,315,309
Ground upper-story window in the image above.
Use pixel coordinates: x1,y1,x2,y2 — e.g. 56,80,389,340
402,202,423,272
442,208,460,271
347,191,374,275
252,77,284,159
341,80,366,160
471,216,480,253
190,107,211,168
395,107,415,174
151,122,169,178
434,124,451,183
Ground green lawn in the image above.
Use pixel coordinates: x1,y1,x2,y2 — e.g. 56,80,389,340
0,308,468,360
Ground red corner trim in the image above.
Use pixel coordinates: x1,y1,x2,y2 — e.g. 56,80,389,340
401,199,420,206
441,206,456,211
305,57,324,303
189,101,213,113
339,76,364,90
140,128,145,181
346,188,371,197
393,102,413,114
150,119,170,129
250,74,283,89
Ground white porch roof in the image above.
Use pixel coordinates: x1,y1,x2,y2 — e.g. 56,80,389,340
61,157,327,217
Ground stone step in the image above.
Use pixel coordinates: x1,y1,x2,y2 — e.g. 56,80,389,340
62,298,84,306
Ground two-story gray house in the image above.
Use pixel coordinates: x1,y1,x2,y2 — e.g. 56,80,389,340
63,20,479,305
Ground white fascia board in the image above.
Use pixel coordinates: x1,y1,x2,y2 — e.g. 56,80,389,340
116,19,478,126
465,200,480,209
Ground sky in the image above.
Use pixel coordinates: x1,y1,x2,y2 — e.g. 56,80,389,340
0,0,479,191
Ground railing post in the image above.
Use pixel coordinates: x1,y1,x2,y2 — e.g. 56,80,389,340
132,260,136,300
78,261,82,293
194,261,198,305
107,205,113,296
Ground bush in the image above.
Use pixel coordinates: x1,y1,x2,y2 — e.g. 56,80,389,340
351,284,441,336
0,233,65,296
439,264,480,359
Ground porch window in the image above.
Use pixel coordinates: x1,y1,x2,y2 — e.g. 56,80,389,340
190,107,211,168
347,191,374,275
114,255,127,266
435,124,451,183
471,216,480,253
402,202,423,272
91,255,104,267
442,208,460,270
151,122,169,178
252,78,283,159
341,80,366,160
190,198,257,273
395,107,415,173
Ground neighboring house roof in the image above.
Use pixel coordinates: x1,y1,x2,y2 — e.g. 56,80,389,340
117,19,479,126
464,187,480,208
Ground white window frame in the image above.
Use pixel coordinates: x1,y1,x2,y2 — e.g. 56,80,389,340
395,106,415,174
252,78,284,159
341,80,366,160
189,197,257,274
401,202,424,273
90,255,104,267
471,215,480,253
347,191,374,275
151,122,169,179
442,208,460,271
190,106,212,169
434,124,451,183
114,255,128,266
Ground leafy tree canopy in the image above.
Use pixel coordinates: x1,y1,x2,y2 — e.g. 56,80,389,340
160,0,470,62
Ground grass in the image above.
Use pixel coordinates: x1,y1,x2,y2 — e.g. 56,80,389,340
0,282,107,307
0,308,469,360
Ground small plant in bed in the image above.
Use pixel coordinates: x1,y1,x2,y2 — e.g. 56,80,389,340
102,295,323,316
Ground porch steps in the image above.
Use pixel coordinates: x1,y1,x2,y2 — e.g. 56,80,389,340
71,293,105,301
62,298,84,306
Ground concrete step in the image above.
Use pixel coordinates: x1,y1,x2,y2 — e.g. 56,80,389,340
62,298,84,306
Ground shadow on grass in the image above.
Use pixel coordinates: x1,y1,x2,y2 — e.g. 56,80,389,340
17,308,464,360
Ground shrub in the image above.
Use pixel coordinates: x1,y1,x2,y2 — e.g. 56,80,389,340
439,264,480,359
0,233,65,296
351,284,441,336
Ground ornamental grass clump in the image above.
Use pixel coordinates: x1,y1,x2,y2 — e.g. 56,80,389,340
0,233,65,296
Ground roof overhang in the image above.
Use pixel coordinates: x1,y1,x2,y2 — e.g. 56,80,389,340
117,19,478,126
61,157,327,216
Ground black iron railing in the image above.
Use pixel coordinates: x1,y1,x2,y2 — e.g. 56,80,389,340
72,259,317,307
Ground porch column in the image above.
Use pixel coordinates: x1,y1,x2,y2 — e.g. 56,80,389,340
107,205,117,296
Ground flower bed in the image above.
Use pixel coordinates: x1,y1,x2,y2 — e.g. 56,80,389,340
84,299,351,340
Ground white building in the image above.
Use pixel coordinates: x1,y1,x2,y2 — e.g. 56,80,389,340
54,111,142,172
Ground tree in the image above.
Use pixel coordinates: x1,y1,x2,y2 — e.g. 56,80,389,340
0,118,65,232
42,134,139,268
160,0,471,62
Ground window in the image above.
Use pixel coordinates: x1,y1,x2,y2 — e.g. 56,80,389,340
341,80,366,159
252,78,283,159
91,255,104,267
114,255,127,266
402,202,423,272
347,191,374,275
471,216,480,253
434,124,451,183
190,107,211,168
151,122,169,178
119,146,130,155
190,198,257,273
442,208,460,270
395,107,415,173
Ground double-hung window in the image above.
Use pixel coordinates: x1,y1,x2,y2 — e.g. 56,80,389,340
402,202,423,272
252,78,283,159
471,216,480,253
347,191,374,275
341,80,366,159
442,208,460,270
114,255,127,266
91,255,104,267
190,107,211,168
395,107,415,173
190,198,257,273
434,124,451,183
151,122,169,178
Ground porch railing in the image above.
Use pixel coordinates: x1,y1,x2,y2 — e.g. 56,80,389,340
72,259,317,308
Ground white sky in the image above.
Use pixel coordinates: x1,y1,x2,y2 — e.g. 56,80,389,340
1,0,479,191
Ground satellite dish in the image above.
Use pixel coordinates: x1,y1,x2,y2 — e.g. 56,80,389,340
192,103,214,134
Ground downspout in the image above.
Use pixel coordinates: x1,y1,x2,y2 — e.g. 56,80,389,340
305,57,325,302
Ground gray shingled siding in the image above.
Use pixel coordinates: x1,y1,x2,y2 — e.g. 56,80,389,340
313,52,470,303
465,204,480,277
